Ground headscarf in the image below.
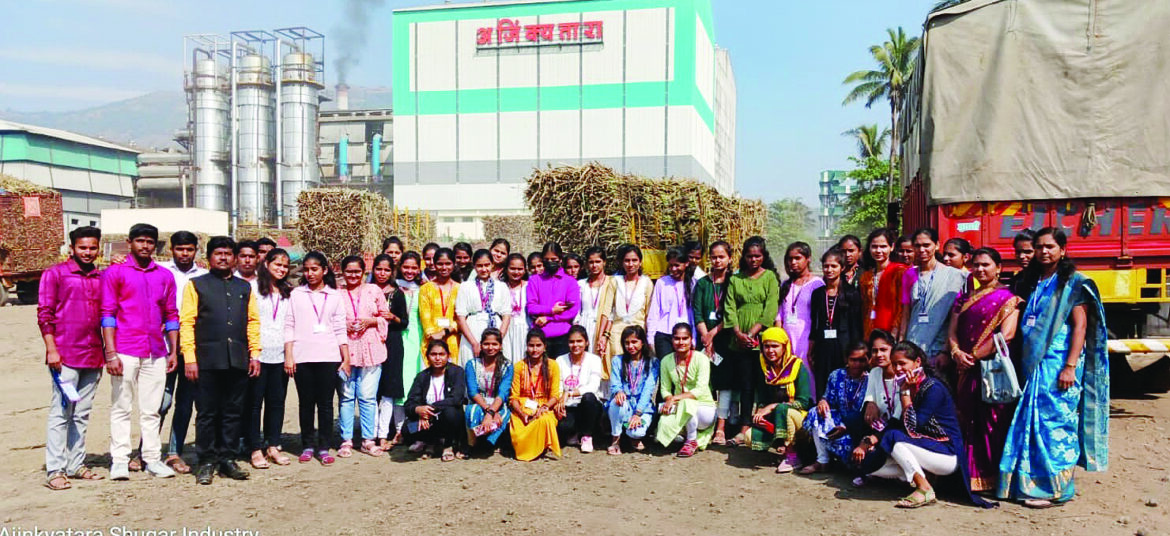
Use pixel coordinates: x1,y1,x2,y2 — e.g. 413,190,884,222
759,327,801,399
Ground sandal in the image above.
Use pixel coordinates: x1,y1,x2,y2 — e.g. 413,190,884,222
607,442,622,456
1022,499,1063,509
896,488,937,509
298,449,314,463
45,473,71,491
68,467,104,481
128,457,143,472
441,448,456,462
250,450,270,469
164,455,190,475
712,429,727,446
633,440,645,452
727,433,747,448
317,450,336,466
798,462,824,475
337,441,354,458
360,440,384,458
677,440,699,458
267,447,291,466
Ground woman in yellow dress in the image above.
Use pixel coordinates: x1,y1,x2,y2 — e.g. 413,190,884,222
419,248,461,363
508,329,563,461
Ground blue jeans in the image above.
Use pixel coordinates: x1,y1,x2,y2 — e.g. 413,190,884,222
338,365,381,442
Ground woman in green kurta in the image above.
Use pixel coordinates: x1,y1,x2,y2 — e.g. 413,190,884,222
396,252,427,435
750,327,813,473
722,236,781,446
656,323,717,457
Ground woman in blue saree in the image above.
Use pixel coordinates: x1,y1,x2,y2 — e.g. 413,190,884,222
998,227,1109,508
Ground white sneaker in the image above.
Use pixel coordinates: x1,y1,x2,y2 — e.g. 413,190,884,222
580,436,594,453
110,463,130,481
145,461,176,478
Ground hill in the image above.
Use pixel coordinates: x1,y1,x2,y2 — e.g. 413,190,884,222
0,86,393,151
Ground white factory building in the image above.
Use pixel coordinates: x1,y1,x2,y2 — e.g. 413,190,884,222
392,0,736,239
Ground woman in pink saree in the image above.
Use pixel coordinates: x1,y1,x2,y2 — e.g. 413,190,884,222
945,248,1021,492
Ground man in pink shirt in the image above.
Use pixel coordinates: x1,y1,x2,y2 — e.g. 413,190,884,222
38,226,105,490
101,223,180,480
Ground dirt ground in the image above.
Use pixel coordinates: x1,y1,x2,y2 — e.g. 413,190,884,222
1,305,1167,536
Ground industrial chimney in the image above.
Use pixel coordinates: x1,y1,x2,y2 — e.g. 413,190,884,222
336,83,349,111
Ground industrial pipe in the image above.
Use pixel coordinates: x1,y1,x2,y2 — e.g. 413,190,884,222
230,41,239,235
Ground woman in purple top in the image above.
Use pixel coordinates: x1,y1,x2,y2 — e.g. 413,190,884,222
777,242,824,389
647,248,691,359
526,242,581,358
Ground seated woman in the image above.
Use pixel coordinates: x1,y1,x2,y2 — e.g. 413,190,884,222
403,340,468,462
748,327,813,473
464,328,512,451
554,326,605,453
655,323,717,458
508,329,563,461
800,341,870,474
606,326,659,455
859,341,993,508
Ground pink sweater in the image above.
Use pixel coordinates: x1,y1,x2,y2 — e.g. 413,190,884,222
284,285,348,363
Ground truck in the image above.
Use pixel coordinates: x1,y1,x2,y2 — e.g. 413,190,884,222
899,0,1170,385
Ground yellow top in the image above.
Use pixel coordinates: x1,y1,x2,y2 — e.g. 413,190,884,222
179,279,262,365
418,280,461,363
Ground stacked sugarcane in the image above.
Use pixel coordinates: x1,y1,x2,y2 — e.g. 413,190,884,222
480,215,540,254
297,188,435,262
0,174,65,273
524,163,765,264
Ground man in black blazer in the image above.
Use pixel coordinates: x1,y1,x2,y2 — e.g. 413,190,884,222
179,236,261,484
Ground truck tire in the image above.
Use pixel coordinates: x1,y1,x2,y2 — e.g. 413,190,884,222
16,281,38,306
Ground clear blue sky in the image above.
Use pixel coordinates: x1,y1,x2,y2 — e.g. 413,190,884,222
0,0,935,206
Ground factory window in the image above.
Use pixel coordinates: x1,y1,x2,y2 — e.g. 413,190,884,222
461,217,473,223
71,218,79,225
89,220,97,226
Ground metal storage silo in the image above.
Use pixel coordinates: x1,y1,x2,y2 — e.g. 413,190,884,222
279,51,322,222
236,53,275,225
192,58,230,212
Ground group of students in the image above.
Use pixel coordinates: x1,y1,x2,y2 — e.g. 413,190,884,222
37,223,1108,510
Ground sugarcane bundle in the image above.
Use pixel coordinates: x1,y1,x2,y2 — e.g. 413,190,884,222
524,163,764,265
0,174,64,274
297,188,436,262
480,215,540,254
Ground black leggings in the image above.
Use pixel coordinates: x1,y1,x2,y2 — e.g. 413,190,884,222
294,362,338,451
246,363,288,451
403,406,465,448
653,333,673,359
557,392,603,439
546,335,570,358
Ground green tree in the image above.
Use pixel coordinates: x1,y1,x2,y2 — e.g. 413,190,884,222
842,27,920,196
842,124,890,159
767,197,815,251
836,156,897,237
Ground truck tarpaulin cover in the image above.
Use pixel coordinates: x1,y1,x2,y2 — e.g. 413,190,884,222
907,0,1170,204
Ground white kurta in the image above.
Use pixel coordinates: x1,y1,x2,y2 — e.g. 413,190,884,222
575,278,605,347
502,281,529,362
455,277,514,363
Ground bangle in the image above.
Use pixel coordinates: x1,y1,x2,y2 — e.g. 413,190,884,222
1063,363,1077,369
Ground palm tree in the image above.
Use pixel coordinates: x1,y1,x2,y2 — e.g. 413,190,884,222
842,27,920,193
842,124,890,159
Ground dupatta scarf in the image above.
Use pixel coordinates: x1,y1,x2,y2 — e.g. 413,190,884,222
758,327,802,399
953,284,1022,354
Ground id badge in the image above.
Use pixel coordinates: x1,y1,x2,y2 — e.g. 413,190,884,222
437,318,452,329
1025,315,1036,327
313,323,327,334
563,376,579,390
709,311,718,321
870,310,877,320
917,313,930,324
524,399,539,413
824,329,838,339
711,352,724,366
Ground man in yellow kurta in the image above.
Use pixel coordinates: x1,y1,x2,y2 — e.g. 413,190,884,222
179,236,261,485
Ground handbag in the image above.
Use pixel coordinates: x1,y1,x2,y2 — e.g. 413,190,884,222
980,332,1022,404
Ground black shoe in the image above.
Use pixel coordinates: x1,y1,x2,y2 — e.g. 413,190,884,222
195,463,215,485
218,460,249,481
